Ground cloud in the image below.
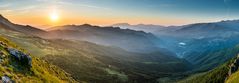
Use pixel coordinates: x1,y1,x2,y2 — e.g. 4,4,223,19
57,1,111,10
0,3,11,10
57,1,72,5
0,3,13,15
78,4,111,10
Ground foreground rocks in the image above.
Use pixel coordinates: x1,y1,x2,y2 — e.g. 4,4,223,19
0,41,31,82
228,54,239,76
1,75,12,83
7,48,32,67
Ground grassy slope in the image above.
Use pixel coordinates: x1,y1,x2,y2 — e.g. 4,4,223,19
177,44,239,83
42,39,191,83
0,26,130,82
0,36,76,83
226,71,239,83
194,45,239,72
178,62,230,83
178,53,239,83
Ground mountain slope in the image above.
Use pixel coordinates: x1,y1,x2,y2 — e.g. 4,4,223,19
0,36,76,82
226,71,239,83
0,15,47,36
4,35,191,83
178,62,229,83
178,47,239,83
45,24,163,53
150,20,239,71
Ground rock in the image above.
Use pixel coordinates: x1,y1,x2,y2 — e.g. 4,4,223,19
26,55,32,67
234,59,239,67
228,54,239,76
1,75,12,83
228,64,237,76
8,48,21,60
7,48,32,67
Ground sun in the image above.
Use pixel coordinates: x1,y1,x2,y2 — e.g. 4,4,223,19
49,12,59,22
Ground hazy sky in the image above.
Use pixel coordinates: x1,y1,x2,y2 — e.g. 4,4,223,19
0,0,239,28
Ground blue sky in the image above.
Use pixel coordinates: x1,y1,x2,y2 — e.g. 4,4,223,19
0,0,239,27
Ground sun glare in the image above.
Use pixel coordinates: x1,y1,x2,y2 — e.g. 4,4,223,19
50,12,59,22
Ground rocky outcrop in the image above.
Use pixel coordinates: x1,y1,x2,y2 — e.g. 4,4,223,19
7,48,32,67
1,75,12,83
228,54,239,76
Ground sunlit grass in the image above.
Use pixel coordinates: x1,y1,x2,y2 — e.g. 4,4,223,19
226,71,239,83
0,36,76,82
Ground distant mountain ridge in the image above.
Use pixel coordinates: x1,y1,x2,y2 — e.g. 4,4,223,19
154,21,239,75
0,14,47,36
45,24,164,53
112,23,166,33
0,15,164,53
112,20,239,38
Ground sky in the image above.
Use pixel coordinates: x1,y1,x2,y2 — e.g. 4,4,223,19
0,0,239,29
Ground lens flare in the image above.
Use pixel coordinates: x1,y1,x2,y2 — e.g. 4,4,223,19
49,12,59,22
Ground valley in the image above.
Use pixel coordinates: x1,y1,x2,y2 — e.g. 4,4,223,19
0,14,191,83
0,13,239,83
1,0,239,82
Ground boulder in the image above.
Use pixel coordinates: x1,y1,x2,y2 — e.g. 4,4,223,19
230,64,236,75
234,59,239,67
1,75,12,83
7,48,32,67
228,55,239,76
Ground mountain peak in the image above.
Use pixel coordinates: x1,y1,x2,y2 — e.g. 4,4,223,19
81,24,93,27
0,14,7,20
113,23,131,26
0,14,12,24
0,14,3,18
220,19,239,22
0,14,46,35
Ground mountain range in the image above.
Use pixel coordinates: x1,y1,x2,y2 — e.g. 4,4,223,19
112,23,166,33
113,19,239,82
1,14,239,83
44,24,163,53
0,14,192,83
